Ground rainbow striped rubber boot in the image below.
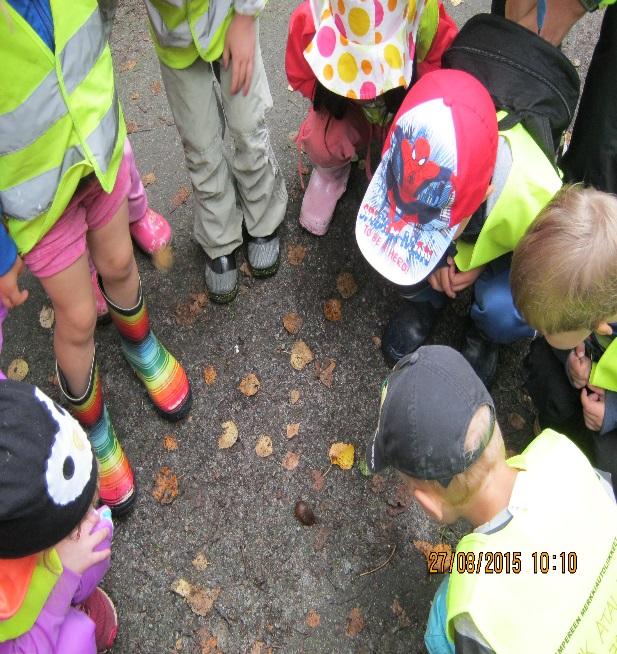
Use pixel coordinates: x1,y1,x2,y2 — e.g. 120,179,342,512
101,278,192,421
58,357,136,515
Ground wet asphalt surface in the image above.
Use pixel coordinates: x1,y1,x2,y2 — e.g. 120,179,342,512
1,2,603,652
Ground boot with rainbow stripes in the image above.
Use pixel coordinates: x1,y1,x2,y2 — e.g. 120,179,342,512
101,278,192,421
58,357,136,515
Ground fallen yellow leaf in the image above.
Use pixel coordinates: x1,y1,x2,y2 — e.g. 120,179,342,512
286,423,300,439
255,435,273,458
218,421,238,449
329,442,355,470
7,359,28,382
171,578,220,616
290,340,314,370
239,372,260,397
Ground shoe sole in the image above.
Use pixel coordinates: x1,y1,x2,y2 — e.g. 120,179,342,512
299,214,329,237
107,484,138,517
250,255,280,279
208,283,239,304
155,385,193,423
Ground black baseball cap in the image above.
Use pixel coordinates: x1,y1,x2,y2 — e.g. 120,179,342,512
366,345,495,485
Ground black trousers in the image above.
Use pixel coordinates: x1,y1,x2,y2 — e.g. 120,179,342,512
525,338,617,493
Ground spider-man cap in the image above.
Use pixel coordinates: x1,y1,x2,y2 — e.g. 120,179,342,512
356,69,498,286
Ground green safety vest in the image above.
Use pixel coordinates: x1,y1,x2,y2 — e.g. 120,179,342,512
590,338,617,393
455,115,562,272
0,550,63,642
145,0,236,69
446,430,617,653
0,0,126,256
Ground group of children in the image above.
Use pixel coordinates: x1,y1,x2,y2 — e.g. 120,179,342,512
1,0,616,651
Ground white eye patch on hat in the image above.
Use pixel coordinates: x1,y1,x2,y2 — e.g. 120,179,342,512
35,388,94,506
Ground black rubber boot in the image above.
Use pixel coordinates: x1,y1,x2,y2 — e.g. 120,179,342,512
382,302,441,367
461,323,499,388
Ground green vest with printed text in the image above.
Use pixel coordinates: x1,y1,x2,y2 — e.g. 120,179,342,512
0,0,126,255
144,0,236,69
445,430,617,653
454,116,562,272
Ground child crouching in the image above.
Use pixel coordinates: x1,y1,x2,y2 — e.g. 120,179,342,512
0,381,117,653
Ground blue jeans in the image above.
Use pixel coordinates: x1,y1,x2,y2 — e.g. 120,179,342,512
425,576,455,654
401,256,534,344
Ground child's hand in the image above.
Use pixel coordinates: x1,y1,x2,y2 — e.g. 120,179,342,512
580,385,605,432
223,14,256,96
428,256,456,299
55,509,111,575
0,256,28,309
567,344,592,389
450,265,486,293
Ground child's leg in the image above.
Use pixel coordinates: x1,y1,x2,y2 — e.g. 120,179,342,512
87,199,191,421
39,255,97,396
219,20,287,243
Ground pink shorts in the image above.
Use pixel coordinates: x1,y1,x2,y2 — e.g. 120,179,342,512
24,154,131,279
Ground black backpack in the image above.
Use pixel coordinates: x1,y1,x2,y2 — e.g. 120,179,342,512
442,13,580,165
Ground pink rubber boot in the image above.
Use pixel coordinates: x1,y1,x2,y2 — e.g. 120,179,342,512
299,162,351,236
129,208,172,255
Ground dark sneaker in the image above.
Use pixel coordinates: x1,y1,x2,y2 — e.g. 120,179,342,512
461,322,499,388
205,252,239,304
382,302,442,367
247,231,280,278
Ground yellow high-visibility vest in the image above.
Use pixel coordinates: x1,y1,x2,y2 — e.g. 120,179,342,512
0,0,126,254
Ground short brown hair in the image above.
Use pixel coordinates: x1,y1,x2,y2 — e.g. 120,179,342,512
511,185,617,334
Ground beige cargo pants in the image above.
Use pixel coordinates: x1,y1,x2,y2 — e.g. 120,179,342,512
159,22,287,259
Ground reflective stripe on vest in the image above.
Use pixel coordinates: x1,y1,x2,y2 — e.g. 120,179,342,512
145,0,233,61
0,8,107,157
445,430,617,653
1,98,119,220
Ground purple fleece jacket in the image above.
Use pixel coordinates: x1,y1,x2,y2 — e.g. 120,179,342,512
0,508,113,654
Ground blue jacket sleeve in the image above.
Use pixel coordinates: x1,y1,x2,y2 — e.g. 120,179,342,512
0,221,18,276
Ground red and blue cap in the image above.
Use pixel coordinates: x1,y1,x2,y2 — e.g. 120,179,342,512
356,69,498,285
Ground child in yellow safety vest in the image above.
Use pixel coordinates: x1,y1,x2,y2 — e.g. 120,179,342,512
366,345,617,654
511,185,617,495
0,0,192,515
0,382,118,654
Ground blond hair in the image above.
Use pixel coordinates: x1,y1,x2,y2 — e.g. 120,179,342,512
511,185,617,334
417,405,505,506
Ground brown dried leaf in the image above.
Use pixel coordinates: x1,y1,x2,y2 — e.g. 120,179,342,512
130,91,140,101
508,412,526,431
283,312,302,335
336,272,358,299
163,434,178,451
7,359,28,382
371,335,382,348
287,244,307,266
316,359,336,387
387,483,413,516
294,500,316,525
310,469,325,492
289,389,301,405
142,171,156,187
306,609,321,628
150,80,162,95
192,552,211,571
239,372,260,397
120,59,137,71
218,421,238,449
290,340,314,370
391,598,411,628
282,451,300,470
152,245,174,272
323,298,342,321
345,608,365,637
286,423,300,439
413,540,453,573
126,120,138,134
239,261,252,277
313,526,330,551
197,629,222,654
249,642,272,654
370,474,386,494
171,184,191,208
171,578,220,617
152,466,179,504
48,373,59,387
175,292,207,326
255,435,273,458
203,365,217,386
39,306,55,329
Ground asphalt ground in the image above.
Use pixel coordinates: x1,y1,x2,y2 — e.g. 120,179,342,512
1,2,603,652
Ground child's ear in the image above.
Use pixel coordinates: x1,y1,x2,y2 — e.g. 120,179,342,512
596,321,613,336
413,487,445,523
